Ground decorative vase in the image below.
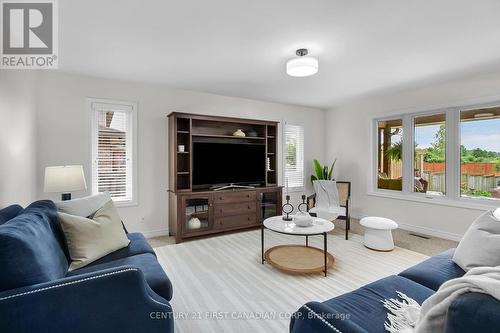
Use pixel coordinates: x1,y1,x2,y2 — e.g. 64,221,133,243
247,129,258,137
294,211,313,227
187,217,201,229
232,129,246,137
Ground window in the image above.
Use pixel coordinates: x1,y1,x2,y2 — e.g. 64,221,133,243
377,119,403,191
372,104,500,207
414,114,446,195
90,99,137,205
460,108,500,200
284,124,304,190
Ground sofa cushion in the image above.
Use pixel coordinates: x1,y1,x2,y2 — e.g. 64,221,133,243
58,200,130,271
0,200,68,292
68,253,172,301
452,210,500,271
88,232,156,266
399,249,465,291
0,204,23,225
322,275,434,333
56,192,111,217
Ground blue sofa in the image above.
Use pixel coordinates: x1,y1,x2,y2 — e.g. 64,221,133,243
290,249,500,333
0,200,174,333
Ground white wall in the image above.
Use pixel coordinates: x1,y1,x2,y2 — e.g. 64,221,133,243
0,71,38,207
35,71,325,236
326,71,500,240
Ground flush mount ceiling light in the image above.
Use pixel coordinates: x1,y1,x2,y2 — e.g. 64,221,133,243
286,48,318,77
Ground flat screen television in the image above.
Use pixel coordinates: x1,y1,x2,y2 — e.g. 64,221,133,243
192,142,266,188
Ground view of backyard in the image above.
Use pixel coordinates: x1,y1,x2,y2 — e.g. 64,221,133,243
378,109,500,199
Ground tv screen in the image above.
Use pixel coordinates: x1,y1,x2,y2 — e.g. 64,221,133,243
193,142,266,187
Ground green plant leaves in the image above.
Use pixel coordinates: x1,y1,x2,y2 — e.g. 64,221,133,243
328,158,337,180
313,159,324,180
311,158,337,183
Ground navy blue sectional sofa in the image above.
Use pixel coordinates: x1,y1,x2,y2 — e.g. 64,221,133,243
0,200,174,333
290,249,500,333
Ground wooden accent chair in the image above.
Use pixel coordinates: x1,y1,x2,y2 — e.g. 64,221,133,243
307,181,351,240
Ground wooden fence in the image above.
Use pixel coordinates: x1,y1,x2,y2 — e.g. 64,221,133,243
421,162,500,194
423,172,500,193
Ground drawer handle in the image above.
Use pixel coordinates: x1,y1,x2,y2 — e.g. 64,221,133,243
247,217,251,221
219,197,223,200
248,205,251,209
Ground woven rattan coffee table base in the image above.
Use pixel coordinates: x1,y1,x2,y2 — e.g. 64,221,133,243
264,245,334,274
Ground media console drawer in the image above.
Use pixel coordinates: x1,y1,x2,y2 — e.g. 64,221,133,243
213,191,256,204
214,202,256,217
214,214,257,230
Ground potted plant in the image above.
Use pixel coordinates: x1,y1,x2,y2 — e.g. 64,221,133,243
310,158,337,183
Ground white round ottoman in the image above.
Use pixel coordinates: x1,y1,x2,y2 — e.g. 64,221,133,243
360,217,398,251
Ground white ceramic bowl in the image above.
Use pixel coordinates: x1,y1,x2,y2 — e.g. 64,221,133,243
294,211,313,227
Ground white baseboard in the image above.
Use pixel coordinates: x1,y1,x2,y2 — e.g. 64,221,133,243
351,213,463,242
141,228,170,239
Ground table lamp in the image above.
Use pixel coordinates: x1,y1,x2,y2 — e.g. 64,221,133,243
44,165,87,201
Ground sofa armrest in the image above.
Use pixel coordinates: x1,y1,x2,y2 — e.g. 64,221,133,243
0,266,173,333
290,301,369,333
445,292,500,333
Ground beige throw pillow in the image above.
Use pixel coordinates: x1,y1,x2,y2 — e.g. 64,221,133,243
452,210,500,271
59,200,130,271
56,193,111,218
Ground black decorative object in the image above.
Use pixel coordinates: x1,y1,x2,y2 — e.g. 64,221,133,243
247,129,258,137
298,194,308,212
282,195,293,221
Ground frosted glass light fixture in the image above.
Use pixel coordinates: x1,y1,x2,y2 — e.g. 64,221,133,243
286,48,318,77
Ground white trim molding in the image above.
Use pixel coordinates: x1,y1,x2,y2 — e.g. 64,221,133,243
142,228,170,239
88,97,138,207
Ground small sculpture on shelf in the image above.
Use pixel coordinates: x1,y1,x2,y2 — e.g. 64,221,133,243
232,129,246,137
246,129,258,137
187,216,201,230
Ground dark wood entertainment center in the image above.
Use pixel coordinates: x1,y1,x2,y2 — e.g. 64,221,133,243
168,112,282,243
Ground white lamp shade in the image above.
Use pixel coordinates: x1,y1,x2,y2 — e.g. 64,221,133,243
286,57,319,77
44,165,87,193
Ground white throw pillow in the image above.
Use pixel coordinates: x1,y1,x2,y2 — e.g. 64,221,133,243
494,207,500,222
56,193,111,217
452,210,500,271
58,200,130,271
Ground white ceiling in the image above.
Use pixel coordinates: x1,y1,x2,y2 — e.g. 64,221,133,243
60,0,500,108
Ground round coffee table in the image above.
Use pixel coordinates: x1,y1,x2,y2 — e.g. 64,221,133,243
261,215,335,276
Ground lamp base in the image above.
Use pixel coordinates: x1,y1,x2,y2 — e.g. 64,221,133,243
61,192,72,201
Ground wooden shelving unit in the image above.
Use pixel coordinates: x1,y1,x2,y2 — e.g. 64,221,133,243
192,133,266,140
266,124,277,186
169,113,279,192
167,112,282,243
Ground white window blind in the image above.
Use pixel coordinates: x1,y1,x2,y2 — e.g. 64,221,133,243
284,124,305,189
91,100,136,205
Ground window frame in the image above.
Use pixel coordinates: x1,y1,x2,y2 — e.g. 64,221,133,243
370,102,500,211
89,98,138,207
283,123,305,192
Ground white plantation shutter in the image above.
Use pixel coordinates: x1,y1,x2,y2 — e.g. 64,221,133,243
91,100,137,204
284,124,304,189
